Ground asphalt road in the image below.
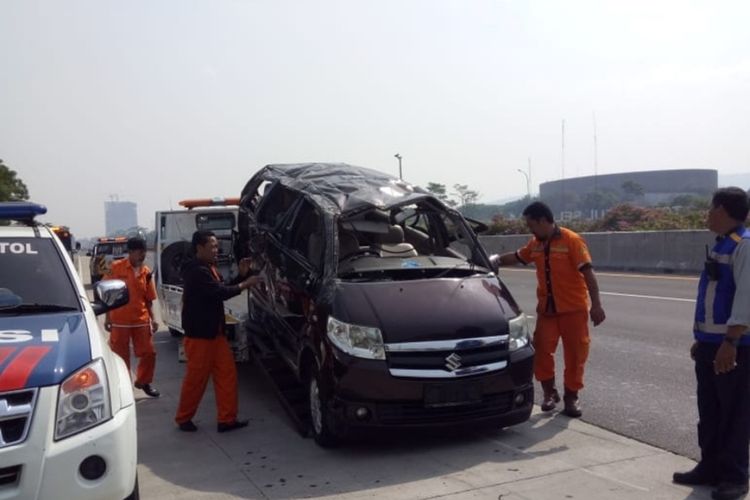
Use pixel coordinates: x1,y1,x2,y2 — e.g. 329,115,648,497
499,267,702,460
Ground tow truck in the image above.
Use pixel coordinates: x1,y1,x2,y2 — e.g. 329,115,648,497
0,202,138,500
154,198,250,362
89,236,128,285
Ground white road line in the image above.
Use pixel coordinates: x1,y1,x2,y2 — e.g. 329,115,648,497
501,267,699,281
601,291,696,303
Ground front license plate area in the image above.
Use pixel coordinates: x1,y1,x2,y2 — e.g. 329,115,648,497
424,382,482,408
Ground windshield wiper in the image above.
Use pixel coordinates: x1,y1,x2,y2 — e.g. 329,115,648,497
432,261,477,279
0,303,79,314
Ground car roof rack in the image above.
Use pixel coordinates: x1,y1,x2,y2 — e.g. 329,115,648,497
0,201,48,224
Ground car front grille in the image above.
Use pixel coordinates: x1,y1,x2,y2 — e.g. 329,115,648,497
385,335,509,378
376,392,514,425
0,389,37,449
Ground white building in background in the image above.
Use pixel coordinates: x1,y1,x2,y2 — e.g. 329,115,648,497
105,200,137,236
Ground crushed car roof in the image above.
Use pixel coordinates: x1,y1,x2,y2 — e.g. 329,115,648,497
250,163,435,214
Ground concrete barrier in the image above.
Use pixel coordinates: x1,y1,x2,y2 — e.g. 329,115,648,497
480,230,715,274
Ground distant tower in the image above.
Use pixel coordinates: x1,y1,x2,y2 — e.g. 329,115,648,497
105,198,137,236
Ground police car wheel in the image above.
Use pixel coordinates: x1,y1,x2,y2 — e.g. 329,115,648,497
124,475,139,500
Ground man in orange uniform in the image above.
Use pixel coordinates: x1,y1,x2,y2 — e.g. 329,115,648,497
498,202,605,417
175,230,262,433
105,237,160,398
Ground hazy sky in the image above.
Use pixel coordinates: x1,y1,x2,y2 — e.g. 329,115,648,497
2,0,749,237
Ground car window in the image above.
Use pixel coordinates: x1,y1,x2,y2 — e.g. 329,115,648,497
0,238,80,311
287,199,324,270
95,243,127,256
256,185,300,229
440,213,476,260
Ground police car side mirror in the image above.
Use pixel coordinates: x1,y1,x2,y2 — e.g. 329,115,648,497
489,253,501,274
92,279,130,316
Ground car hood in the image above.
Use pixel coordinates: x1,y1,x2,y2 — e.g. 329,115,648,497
0,312,92,391
332,275,519,343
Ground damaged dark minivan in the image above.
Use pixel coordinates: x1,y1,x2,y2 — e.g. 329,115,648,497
238,163,534,446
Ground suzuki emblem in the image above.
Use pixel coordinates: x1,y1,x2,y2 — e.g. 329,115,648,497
445,353,462,371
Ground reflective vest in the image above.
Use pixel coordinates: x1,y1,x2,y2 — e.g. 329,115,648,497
694,225,750,344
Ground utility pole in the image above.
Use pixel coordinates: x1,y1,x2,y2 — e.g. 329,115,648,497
517,157,531,199
561,119,566,214
394,153,403,180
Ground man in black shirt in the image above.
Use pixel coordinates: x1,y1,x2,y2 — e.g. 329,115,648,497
174,230,262,432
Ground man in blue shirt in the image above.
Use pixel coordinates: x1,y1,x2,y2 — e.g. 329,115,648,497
673,187,750,500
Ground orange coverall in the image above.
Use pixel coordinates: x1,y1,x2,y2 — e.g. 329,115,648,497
517,226,592,391
175,265,239,425
106,258,157,385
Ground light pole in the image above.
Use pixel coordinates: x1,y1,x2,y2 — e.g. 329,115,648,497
517,168,530,199
394,153,402,180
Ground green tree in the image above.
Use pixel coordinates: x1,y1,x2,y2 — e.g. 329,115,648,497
452,184,480,208
425,182,456,207
621,180,645,201
0,159,29,201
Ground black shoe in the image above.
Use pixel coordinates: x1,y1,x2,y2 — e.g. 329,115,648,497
673,466,718,486
178,420,198,432
135,383,160,398
217,419,249,433
712,482,749,500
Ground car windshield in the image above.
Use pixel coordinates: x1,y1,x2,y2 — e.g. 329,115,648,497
0,238,81,313
337,202,489,281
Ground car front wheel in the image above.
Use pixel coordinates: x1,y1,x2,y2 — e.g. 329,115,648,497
308,366,341,448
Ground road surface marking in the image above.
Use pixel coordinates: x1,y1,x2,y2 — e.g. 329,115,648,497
601,291,695,303
501,267,699,281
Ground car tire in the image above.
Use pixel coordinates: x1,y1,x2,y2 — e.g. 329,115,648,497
168,328,183,338
308,364,341,448
124,475,139,500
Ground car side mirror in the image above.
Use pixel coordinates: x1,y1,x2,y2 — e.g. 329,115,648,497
489,254,501,274
92,279,129,316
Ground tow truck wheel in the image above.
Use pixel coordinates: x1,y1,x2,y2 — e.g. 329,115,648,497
308,365,340,448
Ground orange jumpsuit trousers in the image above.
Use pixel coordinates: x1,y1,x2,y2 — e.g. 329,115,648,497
109,326,156,386
533,310,590,391
175,335,238,425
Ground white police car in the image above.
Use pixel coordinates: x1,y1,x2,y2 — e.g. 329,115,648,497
0,202,138,500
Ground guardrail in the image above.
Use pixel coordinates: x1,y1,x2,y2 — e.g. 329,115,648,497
480,229,714,274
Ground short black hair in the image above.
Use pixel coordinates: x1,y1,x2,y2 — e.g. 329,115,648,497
191,230,216,251
522,201,555,223
126,237,147,251
712,187,749,222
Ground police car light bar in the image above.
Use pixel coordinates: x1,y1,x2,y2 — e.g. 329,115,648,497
0,202,48,221
178,197,240,209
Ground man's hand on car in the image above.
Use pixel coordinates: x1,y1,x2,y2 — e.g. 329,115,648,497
238,257,253,277
241,275,263,290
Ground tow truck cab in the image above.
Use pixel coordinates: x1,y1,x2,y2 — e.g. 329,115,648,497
89,236,129,285
154,198,250,361
0,202,138,500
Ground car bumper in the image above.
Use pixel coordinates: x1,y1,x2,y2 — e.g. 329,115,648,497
0,387,137,500
327,344,534,428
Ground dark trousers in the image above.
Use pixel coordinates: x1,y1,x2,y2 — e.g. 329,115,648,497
695,342,750,484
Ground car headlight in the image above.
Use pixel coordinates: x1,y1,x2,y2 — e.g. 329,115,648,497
509,313,531,351
327,316,385,360
55,358,112,440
